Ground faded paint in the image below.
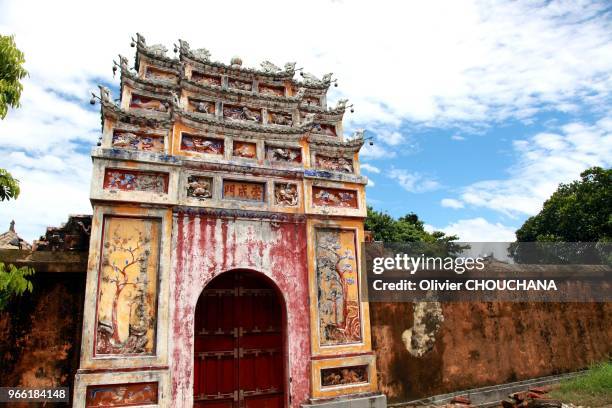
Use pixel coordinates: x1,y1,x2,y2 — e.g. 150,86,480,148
170,212,311,406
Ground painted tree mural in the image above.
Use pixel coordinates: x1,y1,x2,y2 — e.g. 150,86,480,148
96,217,160,355
316,229,362,345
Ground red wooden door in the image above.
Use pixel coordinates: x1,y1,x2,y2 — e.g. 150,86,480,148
194,271,285,408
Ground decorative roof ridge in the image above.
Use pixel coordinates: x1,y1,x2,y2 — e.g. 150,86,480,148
296,72,334,89
300,98,349,115
178,39,297,79
133,33,178,64
174,102,313,135
308,129,365,149
118,57,179,91
181,76,305,103
98,86,173,128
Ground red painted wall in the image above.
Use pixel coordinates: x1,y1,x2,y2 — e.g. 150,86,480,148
170,211,311,406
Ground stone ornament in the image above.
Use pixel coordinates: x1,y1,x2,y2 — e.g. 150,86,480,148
187,176,213,199
274,183,298,206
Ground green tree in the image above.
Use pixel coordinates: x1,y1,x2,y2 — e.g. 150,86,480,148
516,167,612,242
0,167,33,310
365,205,459,243
0,34,28,119
0,263,34,310
0,168,20,201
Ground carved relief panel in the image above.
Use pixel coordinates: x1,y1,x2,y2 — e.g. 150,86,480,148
315,228,362,346
321,365,368,387
313,123,337,137
312,187,358,208
223,104,262,123
95,217,161,355
304,96,321,106
85,382,158,406
274,183,298,206
187,98,215,115
130,94,167,112
227,77,253,91
265,145,302,164
259,84,285,97
187,175,213,200
315,155,354,174
103,169,168,193
223,180,265,202
181,133,224,155
112,130,164,152
191,71,221,87
233,141,257,159
268,111,293,126
145,67,176,82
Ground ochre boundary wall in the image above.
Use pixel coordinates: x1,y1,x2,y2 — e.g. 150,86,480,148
371,301,612,404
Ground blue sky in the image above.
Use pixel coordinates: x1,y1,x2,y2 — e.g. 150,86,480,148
0,0,610,242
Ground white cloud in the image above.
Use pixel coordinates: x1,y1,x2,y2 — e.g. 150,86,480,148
451,135,466,141
441,198,464,209
388,169,440,193
360,142,395,159
433,218,517,241
0,0,611,239
455,117,611,217
360,163,381,173
367,178,375,187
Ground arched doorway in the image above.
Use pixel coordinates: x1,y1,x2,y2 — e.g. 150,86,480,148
194,270,286,408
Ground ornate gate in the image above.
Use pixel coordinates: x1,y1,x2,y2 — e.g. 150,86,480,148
194,271,285,408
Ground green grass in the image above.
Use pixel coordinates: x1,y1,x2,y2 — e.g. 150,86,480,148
549,362,612,407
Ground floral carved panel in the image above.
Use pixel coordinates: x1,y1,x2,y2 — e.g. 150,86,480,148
315,228,362,346
321,365,368,387
181,134,224,155
103,169,168,193
85,382,158,406
112,131,164,152
312,187,358,208
95,217,161,355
